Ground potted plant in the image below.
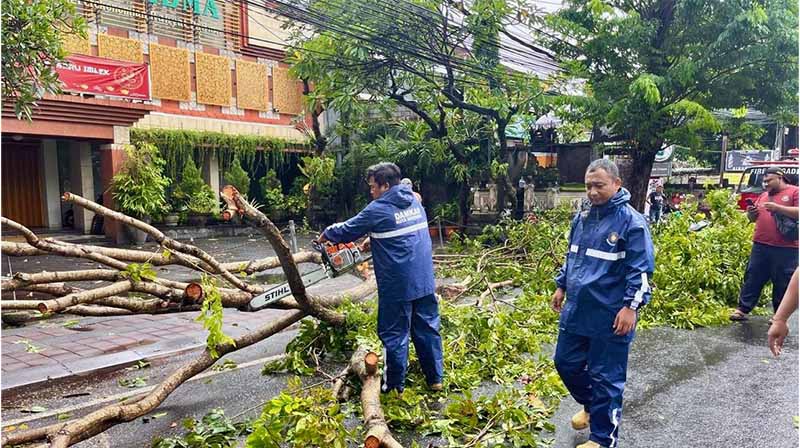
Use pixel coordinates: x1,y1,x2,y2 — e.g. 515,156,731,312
186,189,219,226
431,201,460,239
163,202,181,227
173,158,218,226
259,169,287,223
111,143,170,244
225,156,251,197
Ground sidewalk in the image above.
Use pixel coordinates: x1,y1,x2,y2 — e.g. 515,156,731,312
1,308,292,391
1,234,363,392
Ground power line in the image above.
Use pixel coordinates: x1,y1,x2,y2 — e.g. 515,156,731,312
258,0,561,76
80,0,557,101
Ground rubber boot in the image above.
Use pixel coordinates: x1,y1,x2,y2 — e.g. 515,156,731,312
576,441,603,448
571,409,590,430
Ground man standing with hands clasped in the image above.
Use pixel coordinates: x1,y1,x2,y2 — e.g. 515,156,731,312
551,159,655,448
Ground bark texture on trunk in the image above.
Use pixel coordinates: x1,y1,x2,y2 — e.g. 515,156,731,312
626,149,658,212
0,189,380,447
350,347,403,448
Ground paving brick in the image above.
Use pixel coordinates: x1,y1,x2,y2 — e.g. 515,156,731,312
8,352,46,363
2,362,30,371
73,348,103,357
36,328,73,337
27,357,56,366
2,343,26,354
41,348,71,357
46,352,81,361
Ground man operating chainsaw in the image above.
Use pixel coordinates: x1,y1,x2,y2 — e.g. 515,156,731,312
318,162,444,393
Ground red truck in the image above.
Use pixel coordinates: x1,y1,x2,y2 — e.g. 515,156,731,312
735,159,800,210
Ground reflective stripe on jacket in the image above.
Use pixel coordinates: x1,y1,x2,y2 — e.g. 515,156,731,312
323,184,435,302
554,188,655,340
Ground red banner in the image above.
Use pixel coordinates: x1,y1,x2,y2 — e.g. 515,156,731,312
56,55,150,100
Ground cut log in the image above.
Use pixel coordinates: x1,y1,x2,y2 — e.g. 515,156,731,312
2,242,322,275
1,217,127,271
37,281,133,314
184,282,204,303
350,346,403,448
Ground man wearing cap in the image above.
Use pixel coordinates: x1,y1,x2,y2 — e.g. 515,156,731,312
730,166,799,321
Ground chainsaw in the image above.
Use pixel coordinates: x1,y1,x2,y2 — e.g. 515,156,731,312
245,240,371,311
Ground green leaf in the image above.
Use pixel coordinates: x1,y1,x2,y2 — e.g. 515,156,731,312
196,276,235,359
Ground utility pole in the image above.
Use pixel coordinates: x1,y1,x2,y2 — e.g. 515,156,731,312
719,132,729,187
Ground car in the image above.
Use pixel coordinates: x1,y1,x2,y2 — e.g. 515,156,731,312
735,160,800,210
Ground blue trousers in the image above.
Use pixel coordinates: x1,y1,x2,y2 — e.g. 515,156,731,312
554,329,631,448
649,204,662,223
738,242,799,313
377,294,444,392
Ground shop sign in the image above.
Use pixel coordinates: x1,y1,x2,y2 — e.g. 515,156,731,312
651,161,672,177
725,150,773,172
149,0,220,19
56,55,151,100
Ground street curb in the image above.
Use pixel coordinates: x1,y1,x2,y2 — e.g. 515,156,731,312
1,321,303,393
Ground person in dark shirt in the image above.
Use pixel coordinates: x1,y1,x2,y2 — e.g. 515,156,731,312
647,185,665,223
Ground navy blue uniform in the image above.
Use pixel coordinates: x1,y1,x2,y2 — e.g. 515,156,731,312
323,184,443,391
554,188,655,448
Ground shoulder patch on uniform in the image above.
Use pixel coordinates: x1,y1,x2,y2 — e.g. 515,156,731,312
607,232,619,246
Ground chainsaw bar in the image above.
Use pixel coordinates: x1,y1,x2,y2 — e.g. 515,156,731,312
246,241,372,312
246,267,330,311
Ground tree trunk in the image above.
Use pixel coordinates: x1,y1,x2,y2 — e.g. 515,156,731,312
350,347,403,448
626,148,659,212
496,122,517,213
458,178,470,227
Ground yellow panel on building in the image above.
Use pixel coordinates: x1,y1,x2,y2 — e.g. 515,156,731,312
62,32,91,56
98,34,143,63
195,52,232,107
236,60,268,111
271,66,303,115
149,44,191,102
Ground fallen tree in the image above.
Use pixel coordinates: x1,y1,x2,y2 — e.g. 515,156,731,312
0,187,407,447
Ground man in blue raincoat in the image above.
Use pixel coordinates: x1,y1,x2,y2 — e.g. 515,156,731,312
319,162,444,393
551,159,655,448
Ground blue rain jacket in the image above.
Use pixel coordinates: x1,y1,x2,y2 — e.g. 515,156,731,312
554,188,655,341
322,184,435,303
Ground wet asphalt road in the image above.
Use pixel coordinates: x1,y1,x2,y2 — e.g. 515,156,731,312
552,316,799,448
3,234,798,447
6,316,796,448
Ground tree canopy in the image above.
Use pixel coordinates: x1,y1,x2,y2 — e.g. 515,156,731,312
1,0,86,120
282,0,560,218
543,0,798,208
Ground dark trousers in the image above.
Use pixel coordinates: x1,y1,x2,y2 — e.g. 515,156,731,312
738,242,799,313
649,204,662,223
377,294,444,392
554,330,631,448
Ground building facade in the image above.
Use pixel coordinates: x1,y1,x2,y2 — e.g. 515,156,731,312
1,0,310,239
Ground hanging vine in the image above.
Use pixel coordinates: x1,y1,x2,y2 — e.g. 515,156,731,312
130,129,306,180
